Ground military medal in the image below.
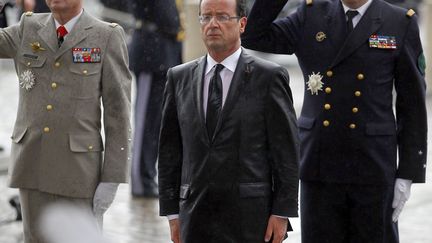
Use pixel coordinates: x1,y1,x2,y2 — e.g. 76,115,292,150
369,35,397,49
30,42,46,52
72,48,101,63
315,32,326,42
307,72,324,95
19,70,36,91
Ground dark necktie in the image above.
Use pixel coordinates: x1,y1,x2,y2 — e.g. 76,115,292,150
346,10,359,34
206,64,224,139
57,25,68,47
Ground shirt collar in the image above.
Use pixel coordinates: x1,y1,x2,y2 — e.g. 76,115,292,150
341,0,372,16
54,8,84,34
205,47,242,75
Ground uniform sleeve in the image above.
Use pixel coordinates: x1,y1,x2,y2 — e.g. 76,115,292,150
100,26,132,183
265,66,300,217
241,0,305,55
394,15,427,183
158,68,183,216
0,15,24,58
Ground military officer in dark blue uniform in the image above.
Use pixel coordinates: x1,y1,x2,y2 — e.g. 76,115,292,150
128,0,183,197
242,0,427,242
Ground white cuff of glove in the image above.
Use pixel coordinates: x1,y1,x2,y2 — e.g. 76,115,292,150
391,178,412,222
93,182,119,215
167,214,179,220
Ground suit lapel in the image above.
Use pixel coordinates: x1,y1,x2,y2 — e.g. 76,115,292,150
37,15,58,53
330,0,382,68
54,11,93,60
211,50,252,141
192,56,210,142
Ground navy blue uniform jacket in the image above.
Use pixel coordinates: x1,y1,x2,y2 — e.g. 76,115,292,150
242,0,427,185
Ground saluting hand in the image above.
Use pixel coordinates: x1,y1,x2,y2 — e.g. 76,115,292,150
265,215,288,243
169,218,181,243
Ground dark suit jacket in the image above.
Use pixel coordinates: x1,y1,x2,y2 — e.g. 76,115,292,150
128,0,182,74
158,50,299,242
242,0,427,185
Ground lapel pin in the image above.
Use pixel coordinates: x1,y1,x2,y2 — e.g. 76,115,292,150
30,42,46,52
316,32,327,42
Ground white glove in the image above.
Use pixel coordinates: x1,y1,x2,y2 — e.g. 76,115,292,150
391,178,412,222
93,183,119,216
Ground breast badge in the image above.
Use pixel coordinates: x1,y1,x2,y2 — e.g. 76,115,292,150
19,70,36,91
315,32,326,42
72,48,101,63
307,72,324,95
30,42,46,53
369,35,397,49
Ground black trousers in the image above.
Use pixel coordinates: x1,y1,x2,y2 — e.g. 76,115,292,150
301,180,399,243
131,70,166,195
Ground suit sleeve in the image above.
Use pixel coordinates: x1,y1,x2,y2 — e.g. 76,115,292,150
242,0,305,54
265,66,300,217
394,15,427,183
158,68,183,216
100,26,132,183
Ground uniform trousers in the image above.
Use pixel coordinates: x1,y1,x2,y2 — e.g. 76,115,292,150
131,71,166,195
300,180,398,243
19,188,99,243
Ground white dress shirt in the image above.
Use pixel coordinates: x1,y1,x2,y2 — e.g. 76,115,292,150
341,0,373,28
54,8,84,39
203,47,242,116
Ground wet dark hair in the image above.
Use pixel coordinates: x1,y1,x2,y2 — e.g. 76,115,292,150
199,0,247,17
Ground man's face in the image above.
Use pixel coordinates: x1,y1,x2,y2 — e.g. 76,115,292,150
342,0,368,8
45,0,82,13
200,0,247,53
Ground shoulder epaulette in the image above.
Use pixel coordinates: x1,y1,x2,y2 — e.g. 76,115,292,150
25,11,33,16
406,9,415,18
110,22,119,28
306,0,313,6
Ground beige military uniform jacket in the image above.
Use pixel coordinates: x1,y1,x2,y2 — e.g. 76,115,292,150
0,11,132,198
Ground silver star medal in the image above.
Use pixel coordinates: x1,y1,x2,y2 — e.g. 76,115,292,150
307,72,324,95
19,70,36,91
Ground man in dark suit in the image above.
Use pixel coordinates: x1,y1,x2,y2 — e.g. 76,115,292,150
242,0,427,242
158,0,300,242
128,0,183,197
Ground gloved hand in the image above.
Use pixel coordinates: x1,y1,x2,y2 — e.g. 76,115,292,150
93,183,119,216
392,178,412,222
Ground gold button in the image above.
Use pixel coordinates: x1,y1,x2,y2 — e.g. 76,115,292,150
55,62,60,67
355,91,362,97
326,70,333,77
51,82,57,89
83,70,88,75
323,120,330,127
352,107,359,113
43,127,50,133
88,145,93,150
325,87,332,94
349,124,356,129
324,104,331,110
46,105,53,111
27,62,31,66
357,73,365,80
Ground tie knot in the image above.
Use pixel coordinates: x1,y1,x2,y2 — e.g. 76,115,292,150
214,64,224,74
346,10,359,20
57,25,68,38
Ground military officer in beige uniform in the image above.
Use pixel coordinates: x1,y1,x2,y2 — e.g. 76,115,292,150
0,0,132,242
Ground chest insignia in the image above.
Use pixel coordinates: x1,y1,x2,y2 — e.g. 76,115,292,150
307,72,324,95
30,42,46,53
315,32,327,42
369,35,397,49
72,48,102,63
19,70,36,91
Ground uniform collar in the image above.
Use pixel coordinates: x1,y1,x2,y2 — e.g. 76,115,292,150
54,8,84,34
341,0,373,16
205,47,242,75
